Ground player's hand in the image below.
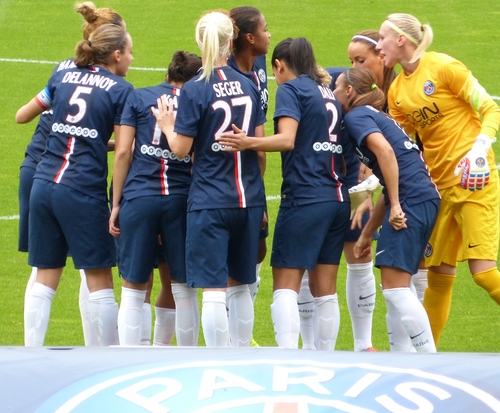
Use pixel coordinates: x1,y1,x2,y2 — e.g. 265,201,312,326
151,94,175,134
389,203,407,230
218,124,250,152
454,134,495,191
109,206,120,237
353,234,373,258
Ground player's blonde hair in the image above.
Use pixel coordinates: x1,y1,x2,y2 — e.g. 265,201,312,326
195,10,235,82
75,2,124,40
385,13,433,63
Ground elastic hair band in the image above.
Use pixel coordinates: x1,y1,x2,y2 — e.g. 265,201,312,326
384,20,419,45
351,35,378,46
371,84,378,90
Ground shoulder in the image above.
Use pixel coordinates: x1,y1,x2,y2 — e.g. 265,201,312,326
325,67,348,89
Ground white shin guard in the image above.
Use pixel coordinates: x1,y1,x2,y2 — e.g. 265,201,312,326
171,283,199,346
271,289,300,349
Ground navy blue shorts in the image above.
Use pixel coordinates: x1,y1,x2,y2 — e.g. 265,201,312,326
271,201,350,269
118,195,187,284
28,179,116,269
18,166,35,252
375,198,440,274
186,206,264,288
259,202,269,240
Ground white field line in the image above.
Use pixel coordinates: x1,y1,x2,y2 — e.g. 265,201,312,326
1,57,500,101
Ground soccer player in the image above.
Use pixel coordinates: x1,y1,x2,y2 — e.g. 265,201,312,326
152,10,266,347
228,6,271,345
377,13,500,346
16,23,134,346
219,37,350,350
18,2,126,346
110,50,202,346
334,67,440,353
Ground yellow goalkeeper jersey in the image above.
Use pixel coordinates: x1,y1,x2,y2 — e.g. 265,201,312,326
388,51,500,190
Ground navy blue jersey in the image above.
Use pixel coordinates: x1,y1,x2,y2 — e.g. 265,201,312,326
227,54,269,114
21,110,52,170
120,83,191,200
174,66,266,211
21,58,78,170
274,74,348,207
34,64,133,201
325,67,348,91
344,105,440,206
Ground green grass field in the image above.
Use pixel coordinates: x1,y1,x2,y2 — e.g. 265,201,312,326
1,0,499,351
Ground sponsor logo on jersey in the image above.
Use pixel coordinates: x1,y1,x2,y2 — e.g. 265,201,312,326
34,358,500,412
140,144,190,162
423,80,435,96
404,102,443,129
51,122,98,139
312,142,342,154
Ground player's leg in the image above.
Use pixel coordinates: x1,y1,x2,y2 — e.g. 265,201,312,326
226,207,262,347
298,271,315,350
25,179,67,346
153,262,176,346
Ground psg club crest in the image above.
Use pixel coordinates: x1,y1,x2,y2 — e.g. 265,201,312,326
258,69,266,84
424,242,433,257
476,157,486,168
423,80,435,96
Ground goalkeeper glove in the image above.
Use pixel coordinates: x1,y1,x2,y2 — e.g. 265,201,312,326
454,134,495,191
348,174,381,211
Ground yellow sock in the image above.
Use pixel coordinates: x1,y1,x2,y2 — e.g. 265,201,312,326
473,267,500,305
423,271,456,347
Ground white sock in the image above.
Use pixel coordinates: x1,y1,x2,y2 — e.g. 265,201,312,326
249,267,261,305
171,283,199,346
202,291,228,347
24,282,55,346
153,307,176,346
117,287,146,346
385,296,415,352
24,266,38,304
141,302,152,345
271,289,300,349
383,288,436,353
298,273,315,350
412,269,428,304
88,288,119,346
79,270,98,346
226,285,254,347
314,294,340,351
346,262,376,351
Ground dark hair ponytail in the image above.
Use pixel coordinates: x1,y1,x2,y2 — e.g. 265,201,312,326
166,50,202,83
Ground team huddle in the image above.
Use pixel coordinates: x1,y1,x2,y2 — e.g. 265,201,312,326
16,2,500,352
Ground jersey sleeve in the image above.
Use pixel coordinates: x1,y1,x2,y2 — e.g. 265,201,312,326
120,90,139,128
174,83,201,137
444,62,500,138
273,83,301,123
34,87,53,111
344,108,381,147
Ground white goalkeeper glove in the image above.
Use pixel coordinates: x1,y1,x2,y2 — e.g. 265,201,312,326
454,134,495,191
348,174,381,211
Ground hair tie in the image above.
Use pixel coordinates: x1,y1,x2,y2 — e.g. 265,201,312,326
371,84,378,90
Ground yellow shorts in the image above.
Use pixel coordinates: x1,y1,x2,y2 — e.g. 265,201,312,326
424,172,500,267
